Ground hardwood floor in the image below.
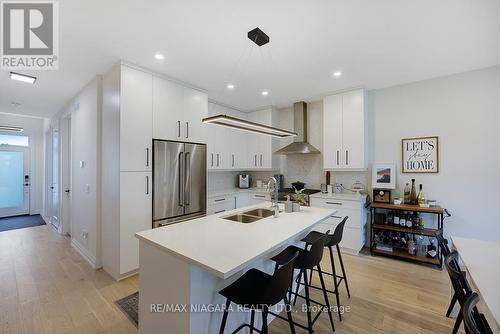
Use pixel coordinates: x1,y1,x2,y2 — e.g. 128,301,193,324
0,225,461,334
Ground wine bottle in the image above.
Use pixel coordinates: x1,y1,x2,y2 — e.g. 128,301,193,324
403,183,411,204
410,179,417,205
417,184,425,205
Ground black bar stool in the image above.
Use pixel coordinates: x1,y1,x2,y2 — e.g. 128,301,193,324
270,230,335,333
218,251,299,334
436,230,470,318
300,216,350,321
463,293,493,334
445,251,473,334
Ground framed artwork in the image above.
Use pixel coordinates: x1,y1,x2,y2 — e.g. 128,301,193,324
372,163,396,189
402,136,439,173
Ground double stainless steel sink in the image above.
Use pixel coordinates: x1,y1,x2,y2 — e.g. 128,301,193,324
223,208,275,224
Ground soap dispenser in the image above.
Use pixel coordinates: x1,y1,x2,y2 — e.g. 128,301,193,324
284,195,293,213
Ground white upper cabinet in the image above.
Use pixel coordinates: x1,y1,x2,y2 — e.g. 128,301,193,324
120,65,153,172
206,103,247,170
152,76,208,143
323,89,367,170
246,108,276,170
153,77,183,140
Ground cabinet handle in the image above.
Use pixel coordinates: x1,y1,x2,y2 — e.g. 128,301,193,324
232,154,235,167
214,210,226,214
326,201,342,205
346,150,349,165
185,122,189,138
214,198,225,202
211,153,214,167
145,148,150,167
216,154,219,167
177,121,181,137
331,215,343,219
254,154,257,166
255,194,266,198
336,150,340,166
260,154,263,166
145,176,150,195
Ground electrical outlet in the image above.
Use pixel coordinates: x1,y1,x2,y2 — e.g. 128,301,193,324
85,184,90,194
82,230,88,239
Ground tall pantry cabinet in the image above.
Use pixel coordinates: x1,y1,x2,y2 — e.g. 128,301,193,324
101,63,208,280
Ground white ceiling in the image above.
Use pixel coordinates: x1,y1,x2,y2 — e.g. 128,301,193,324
1,0,499,118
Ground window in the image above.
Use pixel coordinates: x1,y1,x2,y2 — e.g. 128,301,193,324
0,134,29,147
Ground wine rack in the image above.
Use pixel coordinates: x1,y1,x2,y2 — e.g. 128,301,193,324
369,202,450,268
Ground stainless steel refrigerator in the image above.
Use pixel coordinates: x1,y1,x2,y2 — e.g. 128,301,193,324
153,140,207,228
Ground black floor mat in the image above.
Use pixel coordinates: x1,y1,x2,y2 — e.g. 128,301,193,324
116,292,139,328
0,214,46,232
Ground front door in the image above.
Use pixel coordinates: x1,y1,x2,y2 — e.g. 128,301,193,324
0,146,30,218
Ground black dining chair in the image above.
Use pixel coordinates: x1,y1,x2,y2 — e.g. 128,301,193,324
218,251,299,334
436,230,459,317
300,216,350,321
445,251,474,334
270,230,335,333
463,292,494,334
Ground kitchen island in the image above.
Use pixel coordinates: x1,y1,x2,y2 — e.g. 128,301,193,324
135,203,337,334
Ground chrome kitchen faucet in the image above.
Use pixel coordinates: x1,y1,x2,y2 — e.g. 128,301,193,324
268,177,280,218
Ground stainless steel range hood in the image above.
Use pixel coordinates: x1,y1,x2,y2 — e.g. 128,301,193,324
275,102,320,154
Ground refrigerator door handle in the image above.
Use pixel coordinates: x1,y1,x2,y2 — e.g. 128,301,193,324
178,152,184,206
184,152,191,205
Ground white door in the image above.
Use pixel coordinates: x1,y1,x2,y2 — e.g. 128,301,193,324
120,65,153,172
119,171,152,274
153,76,183,141
183,87,207,143
49,126,60,229
0,146,29,218
323,94,343,168
341,90,365,169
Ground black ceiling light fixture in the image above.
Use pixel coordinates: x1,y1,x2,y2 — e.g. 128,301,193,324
247,27,270,47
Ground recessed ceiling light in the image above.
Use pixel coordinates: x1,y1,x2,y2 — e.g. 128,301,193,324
333,71,342,77
154,53,165,60
261,91,269,96
227,84,235,89
10,72,36,84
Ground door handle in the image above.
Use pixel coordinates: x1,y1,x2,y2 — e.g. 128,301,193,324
336,150,340,166
184,152,190,205
346,150,349,165
145,148,150,167
232,154,235,167
185,122,189,138
178,152,184,206
177,121,181,137
50,186,54,189
145,176,150,195
65,189,70,193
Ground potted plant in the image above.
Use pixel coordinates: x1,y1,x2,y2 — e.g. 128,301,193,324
292,187,308,206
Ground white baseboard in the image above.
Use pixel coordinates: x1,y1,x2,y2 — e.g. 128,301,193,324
71,238,99,269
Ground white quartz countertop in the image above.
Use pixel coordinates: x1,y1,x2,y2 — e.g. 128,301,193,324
309,192,367,202
135,204,337,279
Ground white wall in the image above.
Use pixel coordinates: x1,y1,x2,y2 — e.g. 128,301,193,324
369,65,500,242
51,77,102,267
0,113,47,215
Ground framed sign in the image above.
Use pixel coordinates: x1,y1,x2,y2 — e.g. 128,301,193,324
372,163,396,189
402,136,439,173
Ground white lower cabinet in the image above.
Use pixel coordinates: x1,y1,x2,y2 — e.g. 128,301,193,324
310,196,367,253
119,172,152,275
249,193,271,205
207,194,236,215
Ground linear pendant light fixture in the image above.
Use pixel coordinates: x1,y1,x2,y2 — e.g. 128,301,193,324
202,114,297,138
